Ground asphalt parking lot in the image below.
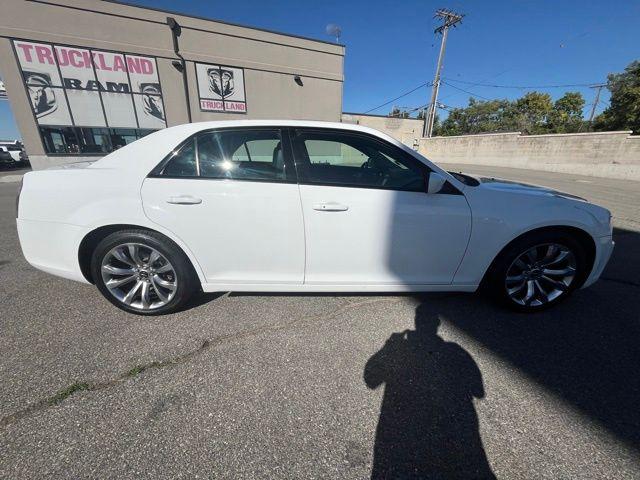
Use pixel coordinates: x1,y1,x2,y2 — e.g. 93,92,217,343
1,166,639,479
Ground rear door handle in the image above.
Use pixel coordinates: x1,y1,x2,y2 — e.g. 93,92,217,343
313,202,349,212
166,195,202,205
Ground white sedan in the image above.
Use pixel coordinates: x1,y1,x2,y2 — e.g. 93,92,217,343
16,120,614,315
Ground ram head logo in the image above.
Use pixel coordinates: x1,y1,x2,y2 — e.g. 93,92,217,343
207,67,234,97
24,71,57,118
139,82,165,122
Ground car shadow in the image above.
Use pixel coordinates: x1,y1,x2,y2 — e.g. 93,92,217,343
200,228,640,459
408,228,640,453
176,291,227,312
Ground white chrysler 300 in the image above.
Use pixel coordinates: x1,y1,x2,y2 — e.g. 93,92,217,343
16,121,614,315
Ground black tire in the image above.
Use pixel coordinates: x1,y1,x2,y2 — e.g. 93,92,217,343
90,229,199,315
484,230,588,312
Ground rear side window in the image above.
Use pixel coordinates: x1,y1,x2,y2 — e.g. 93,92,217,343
198,130,285,181
157,129,290,182
160,138,197,177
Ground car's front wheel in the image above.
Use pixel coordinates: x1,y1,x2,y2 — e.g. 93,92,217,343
90,229,198,315
486,231,588,312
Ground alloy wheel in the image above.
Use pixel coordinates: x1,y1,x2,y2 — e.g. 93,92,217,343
100,242,177,310
505,243,577,307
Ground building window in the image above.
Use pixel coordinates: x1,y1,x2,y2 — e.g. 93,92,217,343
39,126,156,155
39,126,79,154
13,40,167,156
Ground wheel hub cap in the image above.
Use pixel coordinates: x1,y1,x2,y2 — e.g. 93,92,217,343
101,243,178,311
505,243,577,307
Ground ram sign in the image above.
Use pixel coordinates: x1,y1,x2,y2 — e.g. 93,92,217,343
12,40,166,129
196,62,247,113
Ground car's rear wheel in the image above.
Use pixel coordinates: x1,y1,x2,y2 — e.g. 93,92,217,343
486,231,588,312
90,229,198,315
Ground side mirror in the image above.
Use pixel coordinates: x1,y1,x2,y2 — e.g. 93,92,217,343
427,172,446,194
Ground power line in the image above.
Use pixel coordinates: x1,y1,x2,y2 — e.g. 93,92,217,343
437,69,512,104
363,82,430,114
443,77,601,89
389,103,429,117
389,100,457,118
441,81,491,100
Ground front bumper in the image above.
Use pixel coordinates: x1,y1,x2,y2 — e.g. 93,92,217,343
582,235,615,288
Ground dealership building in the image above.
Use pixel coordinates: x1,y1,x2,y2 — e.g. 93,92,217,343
0,0,345,169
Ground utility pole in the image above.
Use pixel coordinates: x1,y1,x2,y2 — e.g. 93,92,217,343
423,9,464,138
588,83,607,124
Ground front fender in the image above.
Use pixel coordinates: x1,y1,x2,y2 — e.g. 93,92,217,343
453,189,601,286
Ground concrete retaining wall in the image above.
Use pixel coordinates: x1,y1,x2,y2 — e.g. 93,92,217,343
342,113,423,148
419,131,640,181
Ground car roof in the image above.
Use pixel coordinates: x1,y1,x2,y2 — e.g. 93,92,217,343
88,120,456,187
162,119,390,136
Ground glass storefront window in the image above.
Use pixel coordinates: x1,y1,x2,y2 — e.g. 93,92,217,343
40,126,80,154
39,126,156,155
77,127,111,154
110,128,138,149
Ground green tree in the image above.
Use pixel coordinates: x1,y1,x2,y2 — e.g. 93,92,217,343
438,98,514,136
510,91,554,134
548,92,586,133
593,60,640,134
389,107,409,118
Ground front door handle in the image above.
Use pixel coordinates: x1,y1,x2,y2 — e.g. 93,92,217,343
313,202,349,212
166,195,202,205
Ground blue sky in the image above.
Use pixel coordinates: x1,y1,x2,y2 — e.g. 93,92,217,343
2,0,639,139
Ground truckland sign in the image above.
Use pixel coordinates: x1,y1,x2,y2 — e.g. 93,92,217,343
196,62,247,113
12,40,166,129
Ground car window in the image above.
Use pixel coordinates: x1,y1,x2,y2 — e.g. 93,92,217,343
231,139,281,163
197,130,286,181
157,130,287,180
161,138,197,177
294,131,425,191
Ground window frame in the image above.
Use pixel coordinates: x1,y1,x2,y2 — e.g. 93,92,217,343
289,127,431,193
149,126,298,184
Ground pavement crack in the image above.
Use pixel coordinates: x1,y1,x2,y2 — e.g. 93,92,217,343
0,339,212,429
0,297,399,428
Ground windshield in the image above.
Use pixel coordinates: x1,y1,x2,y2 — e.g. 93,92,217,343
448,171,480,186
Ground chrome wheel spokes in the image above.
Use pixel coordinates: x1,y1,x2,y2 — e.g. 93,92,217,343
101,243,177,310
505,243,576,307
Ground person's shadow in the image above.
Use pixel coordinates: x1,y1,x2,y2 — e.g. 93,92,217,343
364,303,495,479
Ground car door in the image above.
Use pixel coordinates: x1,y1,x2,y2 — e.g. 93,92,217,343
141,127,305,286
290,128,472,286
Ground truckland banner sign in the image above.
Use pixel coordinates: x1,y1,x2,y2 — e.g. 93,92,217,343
196,62,247,113
12,40,166,129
